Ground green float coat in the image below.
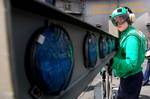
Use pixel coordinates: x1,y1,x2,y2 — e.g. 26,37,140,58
112,25,146,78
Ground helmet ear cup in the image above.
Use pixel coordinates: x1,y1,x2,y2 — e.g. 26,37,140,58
124,6,136,24
129,13,136,23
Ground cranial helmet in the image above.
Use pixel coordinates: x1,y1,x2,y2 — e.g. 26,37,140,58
111,7,135,26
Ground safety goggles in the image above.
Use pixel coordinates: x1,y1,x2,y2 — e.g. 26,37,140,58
112,14,128,26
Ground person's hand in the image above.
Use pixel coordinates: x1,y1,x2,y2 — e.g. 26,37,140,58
107,58,113,75
109,58,113,66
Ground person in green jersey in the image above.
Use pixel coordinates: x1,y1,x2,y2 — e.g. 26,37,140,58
110,6,146,99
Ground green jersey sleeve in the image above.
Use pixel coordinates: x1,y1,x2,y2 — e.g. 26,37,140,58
112,36,139,77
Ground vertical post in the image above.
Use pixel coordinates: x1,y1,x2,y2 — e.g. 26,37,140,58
106,66,109,99
0,0,14,99
117,0,120,7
